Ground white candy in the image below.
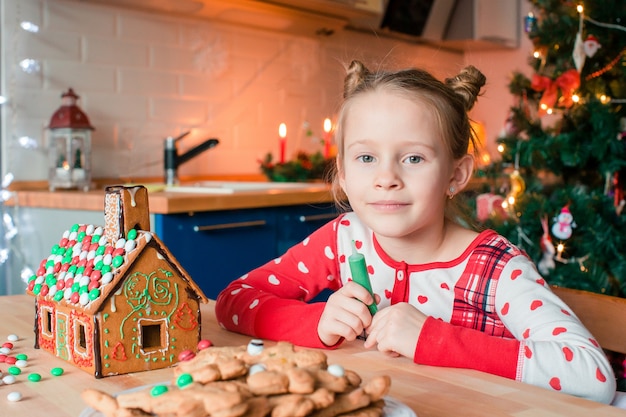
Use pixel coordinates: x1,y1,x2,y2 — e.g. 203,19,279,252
35,276,44,285
125,240,137,252
3,375,16,384
94,226,103,236
79,276,90,287
62,230,70,239
327,364,345,377
103,254,112,266
7,391,22,402
249,363,267,375
86,224,95,235
101,272,114,284
64,288,72,300
115,238,126,249
79,293,90,306
7,334,18,342
247,339,264,355
69,231,77,240
94,254,103,266
15,359,28,368
48,286,58,297
87,250,96,261
0,347,10,354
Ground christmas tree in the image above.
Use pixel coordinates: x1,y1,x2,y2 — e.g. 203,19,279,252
475,0,626,296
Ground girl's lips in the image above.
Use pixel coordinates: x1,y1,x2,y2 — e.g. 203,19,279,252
368,201,410,210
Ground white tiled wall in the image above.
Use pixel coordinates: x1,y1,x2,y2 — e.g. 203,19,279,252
1,0,463,182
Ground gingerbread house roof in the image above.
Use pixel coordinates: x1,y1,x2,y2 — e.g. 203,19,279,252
27,223,208,315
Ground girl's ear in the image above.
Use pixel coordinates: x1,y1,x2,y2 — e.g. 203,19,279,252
449,154,474,193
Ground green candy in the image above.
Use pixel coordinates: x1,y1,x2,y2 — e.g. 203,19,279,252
150,385,168,397
28,373,42,382
88,288,100,301
71,224,80,232
33,284,42,295
127,229,137,240
54,291,64,301
96,246,106,256
50,367,64,376
15,353,28,360
8,366,21,375
176,373,193,388
28,274,37,282
112,255,124,268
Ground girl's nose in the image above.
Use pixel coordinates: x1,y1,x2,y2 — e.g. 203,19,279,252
374,163,401,189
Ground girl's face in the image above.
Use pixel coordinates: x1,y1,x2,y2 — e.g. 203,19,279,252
339,89,466,243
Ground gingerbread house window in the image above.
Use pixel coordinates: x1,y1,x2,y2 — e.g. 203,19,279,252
41,306,54,338
139,320,166,352
75,322,87,353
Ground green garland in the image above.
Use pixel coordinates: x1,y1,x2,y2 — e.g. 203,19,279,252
259,151,335,182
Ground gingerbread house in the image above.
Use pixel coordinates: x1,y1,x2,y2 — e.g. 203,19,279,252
26,185,208,378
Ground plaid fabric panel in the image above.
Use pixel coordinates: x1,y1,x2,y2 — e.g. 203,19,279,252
451,235,520,338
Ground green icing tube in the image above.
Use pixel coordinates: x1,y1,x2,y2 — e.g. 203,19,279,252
348,240,378,315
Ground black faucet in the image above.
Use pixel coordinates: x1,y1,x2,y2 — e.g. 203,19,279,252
164,131,219,185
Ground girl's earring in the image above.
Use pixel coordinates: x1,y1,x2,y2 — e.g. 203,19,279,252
448,186,455,199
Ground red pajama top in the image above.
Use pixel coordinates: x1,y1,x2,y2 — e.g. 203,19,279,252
215,212,616,404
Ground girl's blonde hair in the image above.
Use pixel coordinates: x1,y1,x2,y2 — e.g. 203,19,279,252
330,60,486,217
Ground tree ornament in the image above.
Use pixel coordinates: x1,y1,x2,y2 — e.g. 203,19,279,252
583,34,602,57
538,216,555,276
508,169,526,199
551,205,576,240
524,12,536,33
572,31,586,71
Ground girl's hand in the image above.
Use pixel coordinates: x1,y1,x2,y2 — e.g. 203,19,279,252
317,281,376,346
364,302,427,359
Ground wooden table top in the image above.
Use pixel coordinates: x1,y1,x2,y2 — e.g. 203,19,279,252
1,294,623,417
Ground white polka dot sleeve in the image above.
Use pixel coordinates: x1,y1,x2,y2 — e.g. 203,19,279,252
495,256,616,404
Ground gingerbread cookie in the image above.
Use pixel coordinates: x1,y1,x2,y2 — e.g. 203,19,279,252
82,340,392,417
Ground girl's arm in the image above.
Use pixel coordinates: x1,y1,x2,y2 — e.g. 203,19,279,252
415,256,616,404
214,218,343,348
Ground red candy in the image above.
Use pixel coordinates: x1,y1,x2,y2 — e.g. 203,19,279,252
178,350,195,362
27,281,36,292
70,292,80,304
53,262,62,273
40,284,49,296
88,281,100,291
56,280,66,290
61,263,70,272
197,339,213,350
2,342,13,349
112,248,125,257
0,354,6,362
5,356,17,364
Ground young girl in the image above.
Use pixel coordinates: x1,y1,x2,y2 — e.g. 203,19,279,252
215,61,616,404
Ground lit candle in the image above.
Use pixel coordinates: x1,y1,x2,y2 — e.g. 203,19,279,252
348,240,377,315
278,123,287,164
323,118,332,159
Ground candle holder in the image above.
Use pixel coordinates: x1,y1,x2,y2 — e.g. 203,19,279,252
47,88,94,191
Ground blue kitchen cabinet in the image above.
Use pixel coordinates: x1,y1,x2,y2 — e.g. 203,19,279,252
154,207,278,299
154,203,339,299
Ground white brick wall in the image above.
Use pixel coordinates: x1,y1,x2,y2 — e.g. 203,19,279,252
1,0,462,183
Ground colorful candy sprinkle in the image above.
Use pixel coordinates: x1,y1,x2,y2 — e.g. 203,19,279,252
2,375,16,384
247,339,264,355
50,367,64,376
150,385,168,397
7,366,21,375
7,391,22,402
176,373,193,388
27,373,42,382
197,339,213,350
178,350,195,362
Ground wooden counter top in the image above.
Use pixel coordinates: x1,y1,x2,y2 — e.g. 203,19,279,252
2,294,624,417
7,186,335,214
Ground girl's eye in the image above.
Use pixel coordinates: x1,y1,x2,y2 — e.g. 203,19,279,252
357,155,375,163
404,155,423,164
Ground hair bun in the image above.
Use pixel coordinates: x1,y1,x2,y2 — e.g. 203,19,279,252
445,65,486,111
344,60,370,98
